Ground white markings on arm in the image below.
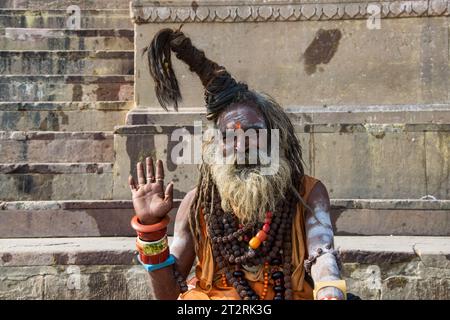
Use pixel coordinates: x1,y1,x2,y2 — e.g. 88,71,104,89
305,204,341,283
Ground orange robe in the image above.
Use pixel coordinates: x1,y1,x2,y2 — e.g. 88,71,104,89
179,175,319,300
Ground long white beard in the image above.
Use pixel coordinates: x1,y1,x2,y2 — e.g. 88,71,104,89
204,143,292,224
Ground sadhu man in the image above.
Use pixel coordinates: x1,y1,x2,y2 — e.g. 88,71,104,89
128,28,347,300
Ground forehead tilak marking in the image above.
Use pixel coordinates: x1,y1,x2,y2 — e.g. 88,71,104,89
220,108,266,130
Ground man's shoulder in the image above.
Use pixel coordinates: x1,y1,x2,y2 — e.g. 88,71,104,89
184,188,197,202
176,188,197,221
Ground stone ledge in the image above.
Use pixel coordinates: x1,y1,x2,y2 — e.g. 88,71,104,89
2,199,449,211
0,9,130,15
0,132,114,163
1,200,448,237
333,199,450,210
0,75,134,84
0,163,113,174
336,236,450,264
0,200,134,211
0,50,134,75
0,108,130,131
1,28,134,38
0,50,134,62
0,237,139,267
0,101,133,111
0,14,133,29
1,0,131,10
116,123,450,135
0,77,134,102
122,104,450,129
0,236,448,267
0,236,448,299
0,131,113,141
131,0,450,24
0,31,134,51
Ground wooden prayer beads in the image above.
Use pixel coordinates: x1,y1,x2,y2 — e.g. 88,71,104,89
203,181,299,300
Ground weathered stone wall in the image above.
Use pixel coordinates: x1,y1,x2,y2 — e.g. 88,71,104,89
132,0,450,110
118,0,450,202
113,121,450,200
2,261,448,300
1,236,448,300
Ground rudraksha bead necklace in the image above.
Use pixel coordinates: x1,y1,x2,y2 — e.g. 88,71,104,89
203,183,298,300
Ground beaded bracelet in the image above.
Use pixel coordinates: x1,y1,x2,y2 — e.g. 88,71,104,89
304,244,342,274
173,267,189,293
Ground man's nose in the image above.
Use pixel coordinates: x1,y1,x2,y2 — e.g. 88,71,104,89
235,136,249,152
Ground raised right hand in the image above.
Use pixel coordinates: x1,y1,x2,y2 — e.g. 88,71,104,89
128,157,174,225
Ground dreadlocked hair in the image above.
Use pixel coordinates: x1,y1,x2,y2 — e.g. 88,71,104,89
188,90,308,250
188,163,213,252
143,28,181,110
145,27,249,116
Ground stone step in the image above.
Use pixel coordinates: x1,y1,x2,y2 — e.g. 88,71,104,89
0,163,113,201
0,50,134,75
0,75,134,102
0,28,134,50
0,0,131,10
0,131,114,162
0,199,448,238
125,104,450,126
0,10,132,29
0,236,448,299
0,101,132,131
0,201,137,238
331,199,450,236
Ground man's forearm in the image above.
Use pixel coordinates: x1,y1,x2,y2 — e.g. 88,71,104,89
311,253,341,281
147,231,196,300
147,266,180,299
304,183,345,299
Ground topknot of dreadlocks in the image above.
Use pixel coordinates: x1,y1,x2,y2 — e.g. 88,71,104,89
147,28,250,117
204,70,249,119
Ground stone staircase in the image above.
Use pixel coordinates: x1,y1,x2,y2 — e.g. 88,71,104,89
0,0,132,201
0,0,449,300
0,0,138,298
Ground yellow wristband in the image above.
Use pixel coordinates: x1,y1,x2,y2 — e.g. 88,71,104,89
313,280,347,300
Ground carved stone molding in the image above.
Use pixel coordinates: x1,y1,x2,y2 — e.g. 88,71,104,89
131,0,450,24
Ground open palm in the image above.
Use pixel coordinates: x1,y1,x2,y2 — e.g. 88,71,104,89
128,157,174,225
